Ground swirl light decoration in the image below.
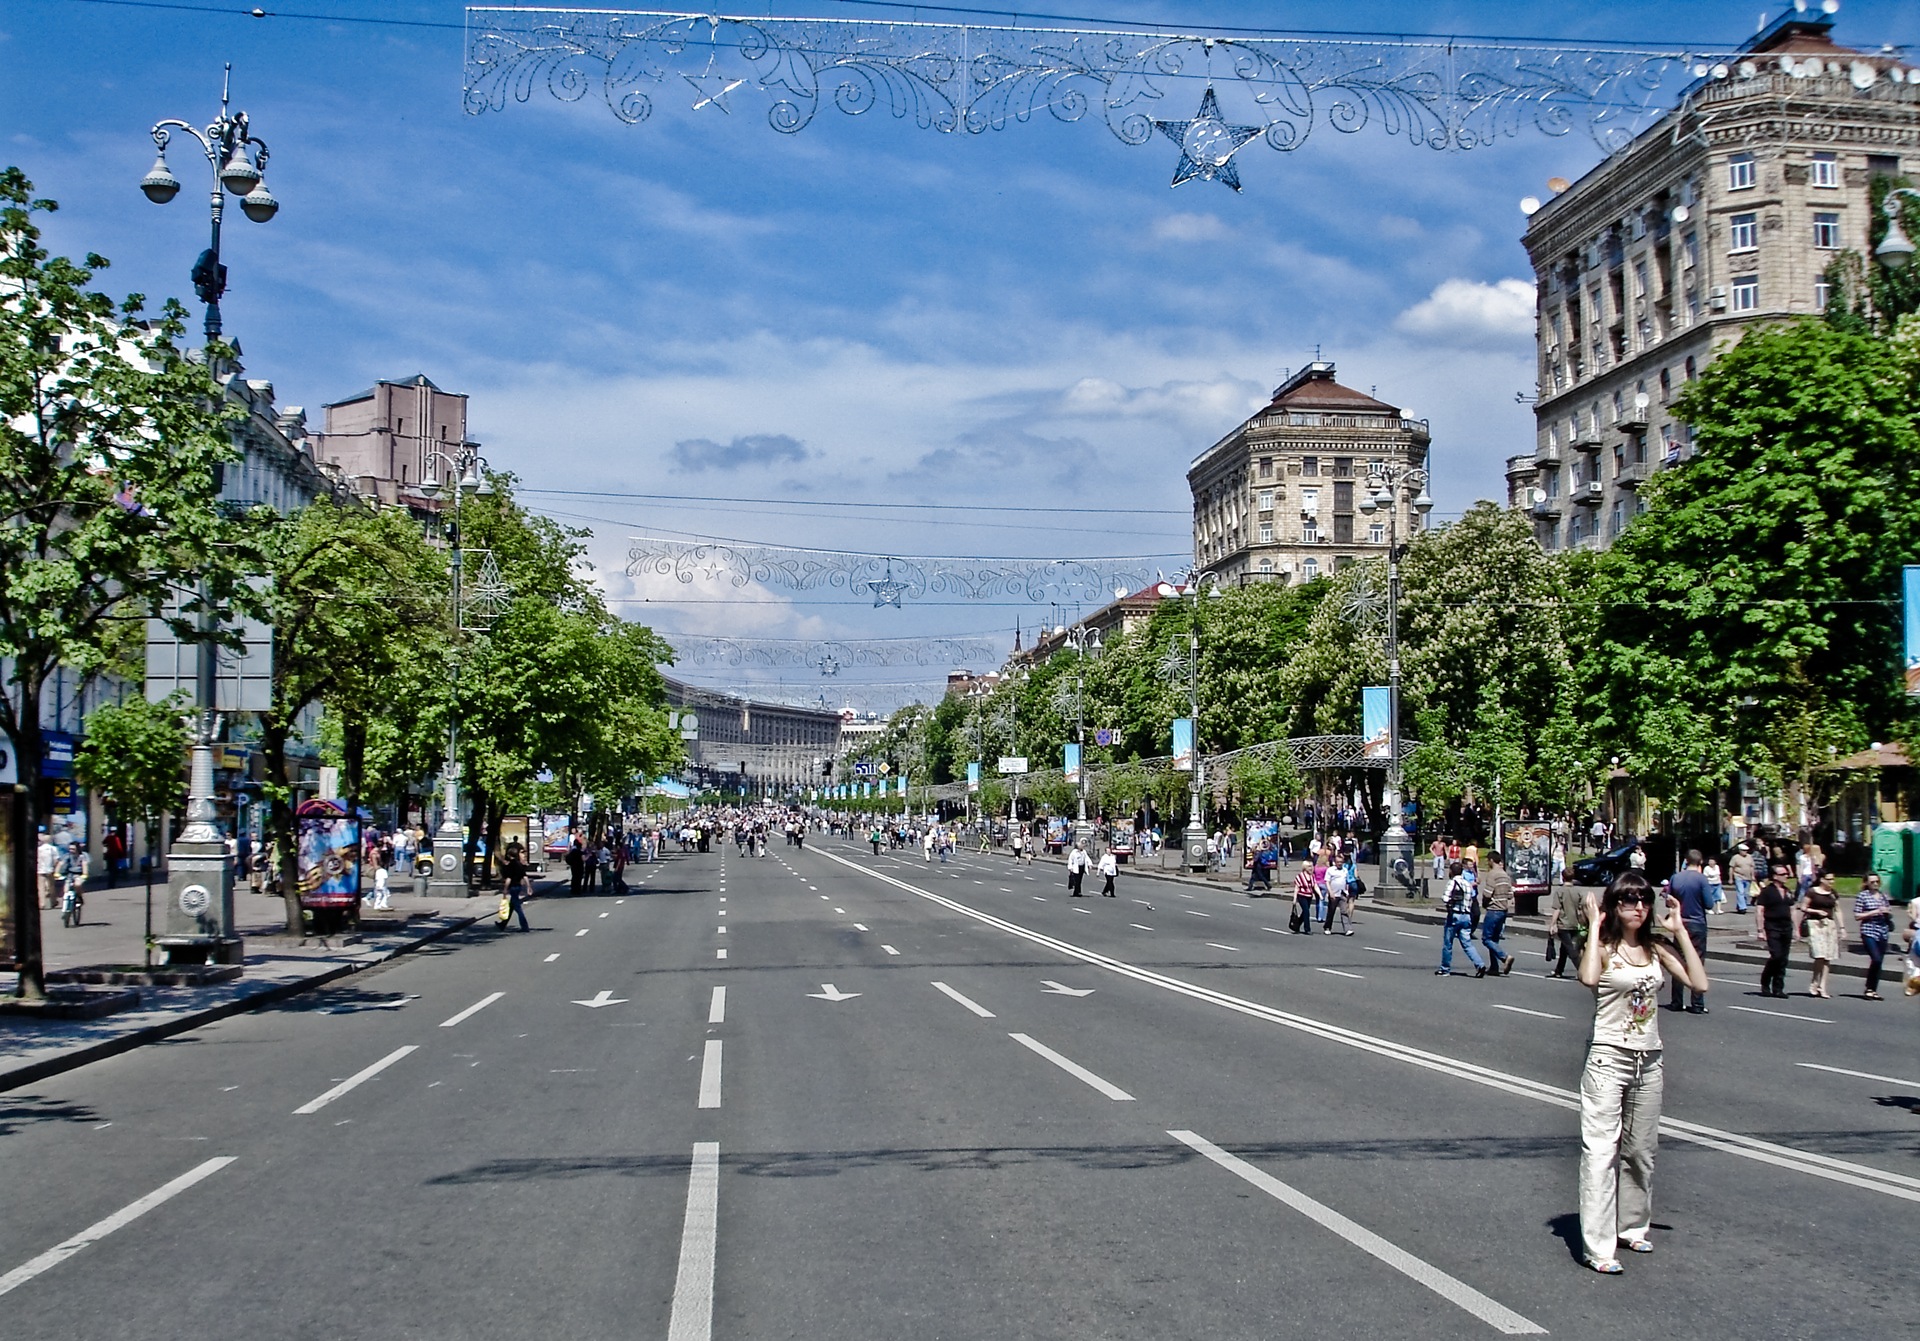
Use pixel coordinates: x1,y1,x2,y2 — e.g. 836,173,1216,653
626,535,1168,607
463,7,1758,188
664,635,1004,669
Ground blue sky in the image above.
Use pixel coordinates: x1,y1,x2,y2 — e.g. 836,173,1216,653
7,0,1918,709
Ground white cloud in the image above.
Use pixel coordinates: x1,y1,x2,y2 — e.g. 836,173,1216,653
1150,212,1230,242
1394,278,1536,346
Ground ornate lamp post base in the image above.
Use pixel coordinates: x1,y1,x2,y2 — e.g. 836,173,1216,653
1183,816,1208,872
427,802,470,900
1376,790,1416,897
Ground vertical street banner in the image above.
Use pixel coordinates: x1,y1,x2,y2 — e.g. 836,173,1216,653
967,761,981,793
1064,742,1081,785
1171,718,1194,772
1906,565,1920,696
296,798,361,908
1362,686,1391,759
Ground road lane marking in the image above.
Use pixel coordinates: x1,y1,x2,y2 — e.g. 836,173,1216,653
1130,923,1154,931
883,945,900,955
293,1046,418,1115
1170,1131,1544,1335
1313,968,1363,980
811,845,1920,1206
1205,943,1241,952
931,982,995,1017
1727,1004,1833,1024
543,953,561,963
599,912,610,919
708,987,726,1024
1363,946,1403,955
698,1041,723,1109
0,1157,237,1300
834,907,845,914
1074,908,1093,915
1186,910,1213,918
1009,1033,1134,1101
575,928,589,937
716,926,726,934
716,949,727,959
1489,1004,1563,1020
853,923,869,931
1796,1062,1920,1087
666,1143,720,1341
1394,931,1429,940
439,992,505,1029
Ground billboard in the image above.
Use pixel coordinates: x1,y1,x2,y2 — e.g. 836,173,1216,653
1502,820,1555,894
1171,718,1194,772
997,756,1028,775
296,798,361,909
1362,686,1391,759
1064,743,1081,785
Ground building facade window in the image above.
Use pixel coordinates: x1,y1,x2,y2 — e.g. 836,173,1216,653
1812,152,1839,188
1728,213,1758,252
1682,231,1698,268
1731,276,1759,311
1814,277,1832,312
1300,487,1319,514
1257,489,1273,511
1728,153,1756,190
1301,558,1318,579
1300,457,1319,477
1368,521,1385,544
1258,522,1273,543
1257,457,1272,478
1812,212,1841,250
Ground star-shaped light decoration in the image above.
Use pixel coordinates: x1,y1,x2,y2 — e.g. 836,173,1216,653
1341,574,1387,632
867,559,908,609
685,70,746,113
1158,637,1190,688
460,550,513,632
1152,86,1263,192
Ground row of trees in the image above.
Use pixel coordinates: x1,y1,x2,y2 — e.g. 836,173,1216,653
2,170,680,992
855,316,1919,835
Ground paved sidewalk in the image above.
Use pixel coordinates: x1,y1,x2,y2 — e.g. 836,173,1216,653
0,872,565,1092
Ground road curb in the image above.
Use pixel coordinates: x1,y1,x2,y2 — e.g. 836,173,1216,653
0,908,489,1095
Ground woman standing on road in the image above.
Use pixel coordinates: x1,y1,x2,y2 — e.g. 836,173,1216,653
1796,871,1847,999
1753,864,1797,998
1576,871,1707,1274
1853,872,1893,1000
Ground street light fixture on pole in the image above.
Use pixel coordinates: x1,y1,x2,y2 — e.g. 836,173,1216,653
420,444,495,899
1063,625,1102,845
139,66,277,961
1874,188,1920,270
1156,570,1223,872
1357,463,1434,891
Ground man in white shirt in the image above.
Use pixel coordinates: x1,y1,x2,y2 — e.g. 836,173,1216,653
1066,843,1090,897
37,828,62,909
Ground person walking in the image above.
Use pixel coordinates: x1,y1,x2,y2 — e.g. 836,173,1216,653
1796,870,1847,999
1097,847,1118,897
499,840,532,931
1728,842,1755,913
1575,870,1708,1274
37,827,62,910
1321,858,1352,935
1753,863,1796,998
1066,842,1090,896
922,828,935,863
1479,852,1517,973
1854,872,1894,1000
1665,851,1712,1013
1436,861,1488,977
1289,860,1317,933
1547,876,1586,978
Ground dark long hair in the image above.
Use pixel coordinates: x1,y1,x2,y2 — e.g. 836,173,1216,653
1598,870,1658,950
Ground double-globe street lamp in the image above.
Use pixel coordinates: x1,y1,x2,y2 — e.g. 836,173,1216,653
1356,465,1435,890
420,445,494,898
139,69,276,956
1155,570,1223,872
1060,625,1102,846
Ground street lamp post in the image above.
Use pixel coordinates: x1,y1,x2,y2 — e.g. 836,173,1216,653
420,445,494,899
1156,572,1222,871
1873,188,1920,270
1357,464,1435,892
140,66,277,961
1064,625,1102,846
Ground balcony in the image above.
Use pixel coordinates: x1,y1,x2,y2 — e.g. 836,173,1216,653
1570,431,1604,453
1616,410,1649,431
1615,460,1652,489
1530,494,1563,519
1535,441,1563,465
1573,480,1606,505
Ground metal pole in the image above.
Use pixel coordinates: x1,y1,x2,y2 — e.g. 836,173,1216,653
1378,485,1415,894
1184,591,1206,871
430,476,470,898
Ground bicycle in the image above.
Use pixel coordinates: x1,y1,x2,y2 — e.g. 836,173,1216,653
60,883,83,928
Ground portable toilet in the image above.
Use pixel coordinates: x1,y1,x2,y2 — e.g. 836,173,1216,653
1870,822,1917,904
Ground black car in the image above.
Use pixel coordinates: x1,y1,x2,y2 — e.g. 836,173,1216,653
1572,842,1641,886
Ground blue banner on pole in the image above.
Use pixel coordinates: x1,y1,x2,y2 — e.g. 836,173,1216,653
1362,685,1391,759
1171,718,1194,772
1906,566,1920,696
967,761,981,792
1064,742,1081,785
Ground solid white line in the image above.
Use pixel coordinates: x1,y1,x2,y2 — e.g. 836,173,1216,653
1170,1131,1544,1335
1727,1004,1833,1024
1363,946,1403,955
1261,927,1289,935
698,1040,723,1109
666,1143,720,1341
293,1046,418,1115
1393,931,1429,940
1008,1032,1134,1101
1205,943,1241,952
439,992,505,1029
931,981,995,1017
1796,1061,1920,1088
1314,967,1363,980
810,846,1920,1205
543,953,560,963
1130,923,1154,931
0,1157,238,1299
708,986,726,1024
882,945,900,955
1490,1003,1563,1021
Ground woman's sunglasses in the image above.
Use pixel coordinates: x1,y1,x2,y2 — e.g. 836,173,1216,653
1613,892,1654,906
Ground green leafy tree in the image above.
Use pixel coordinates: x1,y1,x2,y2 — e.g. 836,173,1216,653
74,693,191,854
0,169,254,995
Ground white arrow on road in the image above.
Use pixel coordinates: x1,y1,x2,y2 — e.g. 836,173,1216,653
572,990,630,1009
806,984,861,1002
1040,981,1096,997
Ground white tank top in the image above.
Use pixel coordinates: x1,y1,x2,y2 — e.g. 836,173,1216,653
1590,946,1665,1051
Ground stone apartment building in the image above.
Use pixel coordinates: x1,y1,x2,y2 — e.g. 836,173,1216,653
310,372,472,500
1187,362,1430,584
1510,8,1920,550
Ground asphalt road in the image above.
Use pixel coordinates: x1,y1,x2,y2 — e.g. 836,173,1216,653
2,836,1913,1340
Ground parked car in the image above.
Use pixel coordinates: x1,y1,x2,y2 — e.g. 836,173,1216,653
1572,841,1640,886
